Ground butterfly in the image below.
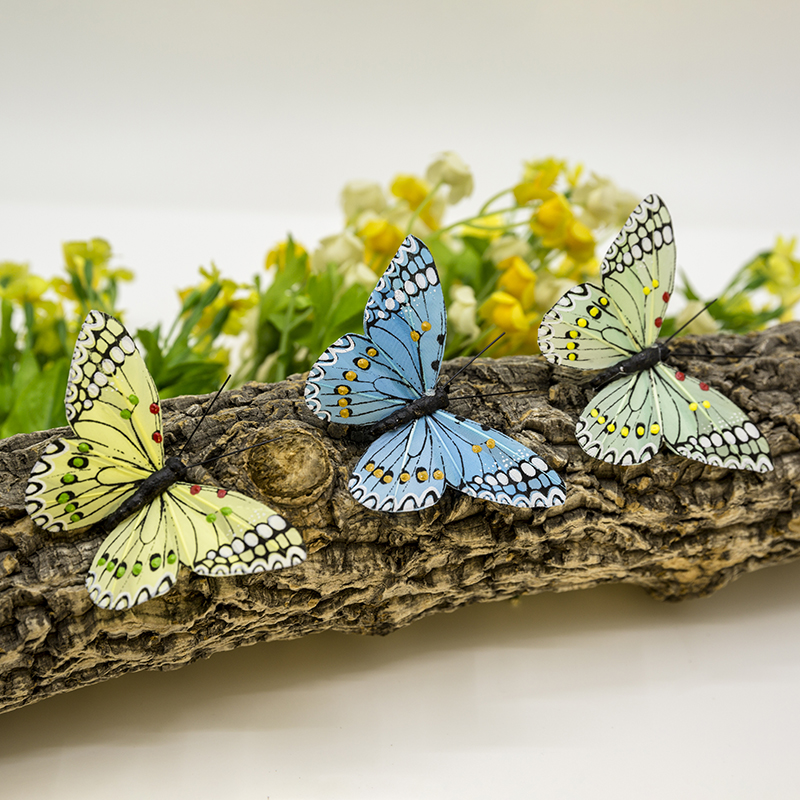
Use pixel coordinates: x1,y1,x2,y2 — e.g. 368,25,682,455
25,310,307,610
538,194,773,473
304,235,566,512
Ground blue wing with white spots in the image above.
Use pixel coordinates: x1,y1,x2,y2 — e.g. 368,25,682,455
431,411,566,507
349,418,447,512
305,333,419,425
363,235,446,394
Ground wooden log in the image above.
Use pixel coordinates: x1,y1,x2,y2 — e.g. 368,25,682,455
1,322,798,714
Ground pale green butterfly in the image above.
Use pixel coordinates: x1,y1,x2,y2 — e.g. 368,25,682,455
25,310,307,610
537,194,773,473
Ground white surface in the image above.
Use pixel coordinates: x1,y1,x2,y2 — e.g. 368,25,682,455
1,1,799,797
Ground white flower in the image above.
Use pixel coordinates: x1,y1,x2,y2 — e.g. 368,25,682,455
449,285,480,339
571,174,640,230
675,301,718,335
311,231,364,273
426,152,474,204
485,235,532,265
534,274,576,314
341,181,387,222
340,260,379,290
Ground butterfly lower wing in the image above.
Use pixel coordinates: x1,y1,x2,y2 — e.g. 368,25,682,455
363,235,446,394
653,364,774,472
538,282,639,369
86,484,306,609
600,194,676,350
86,499,181,609
175,486,307,575
67,310,164,470
348,419,446,512
431,411,566,508
305,333,419,424
25,436,151,532
576,372,663,465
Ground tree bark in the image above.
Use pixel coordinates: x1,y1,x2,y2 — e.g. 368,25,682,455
1,323,799,714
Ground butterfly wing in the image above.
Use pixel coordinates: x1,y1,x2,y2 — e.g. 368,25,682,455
86,484,306,609
348,419,447,512
576,372,663,465
363,235,446,394
305,235,446,424
431,411,566,507
537,282,639,369
26,310,164,531
652,364,773,472
304,333,419,424
600,193,675,350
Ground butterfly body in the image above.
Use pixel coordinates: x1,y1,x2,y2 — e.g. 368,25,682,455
305,235,566,512
26,311,306,610
591,342,670,387
538,194,773,473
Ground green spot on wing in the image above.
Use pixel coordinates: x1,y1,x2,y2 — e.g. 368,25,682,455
206,513,217,523
150,555,162,569
120,409,132,420
132,562,142,576
128,394,139,405
166,552,177,565
221,507,232,516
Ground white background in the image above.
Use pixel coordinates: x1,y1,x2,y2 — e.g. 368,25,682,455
1,1,799,797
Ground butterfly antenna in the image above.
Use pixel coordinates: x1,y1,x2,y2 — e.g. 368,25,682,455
179,374,231,458
664,298,718,345
188,437,282,468
440,333,506,391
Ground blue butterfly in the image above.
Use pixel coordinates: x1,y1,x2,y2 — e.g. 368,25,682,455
304,235,566,512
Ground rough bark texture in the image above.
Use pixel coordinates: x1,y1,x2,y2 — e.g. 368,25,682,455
1,323,799,714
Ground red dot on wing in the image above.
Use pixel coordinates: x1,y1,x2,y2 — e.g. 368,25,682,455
150,403,160,414
655,317,663,328
699,382,709,391
675,371,685,381
217,489,227,498
152,432,163,443
663,292,671,302
190,485,201,495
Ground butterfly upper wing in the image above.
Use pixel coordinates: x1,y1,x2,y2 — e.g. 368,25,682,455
431,411,566,507
652,364,773,472
305,235,446,424
349,418,447,512
600,193,675,350
576,372,663,465
87,483,307,609
363,235,446,394
26,310,164,531
304,333,418,425
538,283,639,369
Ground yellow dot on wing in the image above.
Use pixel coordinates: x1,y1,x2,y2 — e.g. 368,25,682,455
338,398,348,407
636,425,645,436
600,297,609,306
472,445,482,453
365,462,375,472
416,469,429,481
373,468,384,478
433,469,444,480
339,408,350,418
590,409,599,417
621,427,629,437
577,318,588,327
399,472,410,483
689,402,698,411
337,385,350,395
598,416,606,425
643,286,651,295
421,321,432,331
410,331,420,341
566,342,576,350
486,439,495,449
568,331,578,339
345,371,357,381
702,401,710,408
607,423,616,432
589,307,599,317
382,474,392,484
366,347,378,356
650,423,660,434
356,358,369,369
653,279,659,288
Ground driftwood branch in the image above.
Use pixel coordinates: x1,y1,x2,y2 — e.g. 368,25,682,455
1,323,799,713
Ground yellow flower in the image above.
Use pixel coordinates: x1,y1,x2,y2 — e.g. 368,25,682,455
359,217,404,273
0,262,28,288
529,195,573,248
179,264,257,338
265,240,308,272
391,174,443,229
764,236,800,308
341,181,387,223
426,152,474,204
449,285,480,339
556,255,600,282
480,291,528,334
0,273,49,304
497,256,536,308
514,158,564,205
564,219,595,262
533,273,577,315
63,239,113,285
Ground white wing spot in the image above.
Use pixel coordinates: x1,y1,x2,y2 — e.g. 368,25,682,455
394,289,406,304
734,426,749,442
415,272,428,290
404,280,418,296
743,421,760,439
710,432,723,447
109,346,125,364
426,266,439,285
267,514,287,531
